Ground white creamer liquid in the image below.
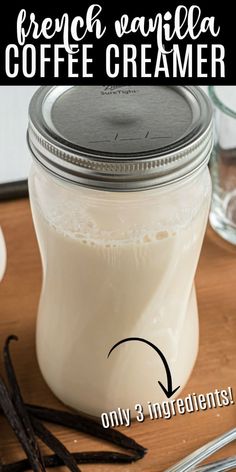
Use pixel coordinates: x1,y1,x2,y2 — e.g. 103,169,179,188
29,169,211,417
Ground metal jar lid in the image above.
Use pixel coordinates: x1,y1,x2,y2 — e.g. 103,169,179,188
28,85,213,191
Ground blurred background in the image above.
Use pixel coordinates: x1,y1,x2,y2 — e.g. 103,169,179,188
0,86,38,197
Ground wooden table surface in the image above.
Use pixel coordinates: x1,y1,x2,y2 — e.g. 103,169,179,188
0,198,235,471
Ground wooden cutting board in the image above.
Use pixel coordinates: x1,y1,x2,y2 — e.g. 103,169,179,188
0,198,235,470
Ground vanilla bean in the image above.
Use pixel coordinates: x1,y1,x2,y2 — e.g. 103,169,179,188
0,334,147,469
0,377,42,472
3,336,45,471
27,404,146,455
31,416,81,472
0,450,139,472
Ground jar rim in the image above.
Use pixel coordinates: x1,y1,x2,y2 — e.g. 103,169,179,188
28,85,213,191
208,86,236,119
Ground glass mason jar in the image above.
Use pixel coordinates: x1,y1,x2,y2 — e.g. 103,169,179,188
0,227,6,281
208,86,236,245
28,86,213,417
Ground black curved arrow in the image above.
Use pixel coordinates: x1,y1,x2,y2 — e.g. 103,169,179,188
107,337,180,399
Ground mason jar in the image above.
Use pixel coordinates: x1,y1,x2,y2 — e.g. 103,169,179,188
28,86,212,417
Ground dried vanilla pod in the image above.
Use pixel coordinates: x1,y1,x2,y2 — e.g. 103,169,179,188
0,376,43,472
0,335,147,469
3,336,45,471
0,450,139,472
27,404,146,455
31,416,81,472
